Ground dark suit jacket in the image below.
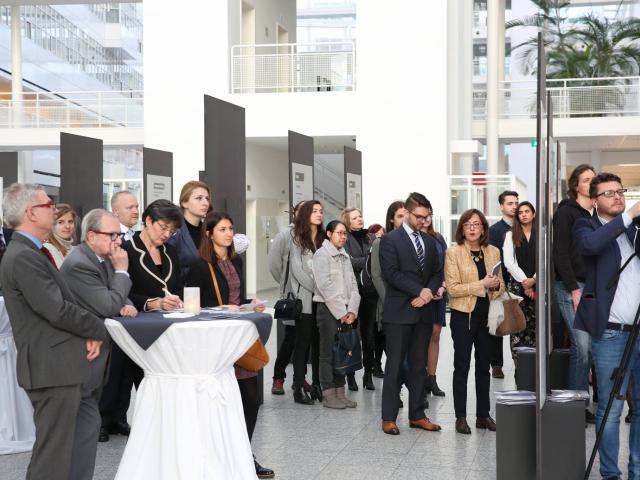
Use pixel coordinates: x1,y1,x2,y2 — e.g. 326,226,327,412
185,256,249,307
167,223,199,282
489,219,511,284
574,214,638,339
3,227,13,244
379,226,441,325
124,232,182,311
0,233,108,390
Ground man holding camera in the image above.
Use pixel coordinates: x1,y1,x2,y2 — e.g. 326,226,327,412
574,172,640,480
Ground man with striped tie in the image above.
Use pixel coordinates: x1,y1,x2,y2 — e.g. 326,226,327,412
379,192,443,435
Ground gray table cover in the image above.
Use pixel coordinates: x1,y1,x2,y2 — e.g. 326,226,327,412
112,311,272,350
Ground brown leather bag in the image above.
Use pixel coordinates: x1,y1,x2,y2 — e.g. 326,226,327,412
207,262,269,371
495,291,527,336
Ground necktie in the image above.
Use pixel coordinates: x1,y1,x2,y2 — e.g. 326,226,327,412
412,231,425,267
41,246,59,270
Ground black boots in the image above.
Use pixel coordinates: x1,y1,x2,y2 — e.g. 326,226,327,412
310,383,323,402
347,373,359,391
293,386,314,405
425,374,445,397
363,369,375,390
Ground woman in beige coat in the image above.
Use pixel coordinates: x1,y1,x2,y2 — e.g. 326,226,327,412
445,209,505,435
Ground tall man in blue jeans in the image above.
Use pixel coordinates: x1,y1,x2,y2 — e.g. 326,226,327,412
574,172,640,480
553,164,596,423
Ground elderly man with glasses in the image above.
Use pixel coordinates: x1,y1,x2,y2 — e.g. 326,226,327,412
60,209,138,454
0,184,109,480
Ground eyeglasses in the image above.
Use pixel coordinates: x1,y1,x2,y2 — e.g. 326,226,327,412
596,189,627,198
409,211,431,222
92,231,123,242
463,222,483,230
333,231,348,237
31,200,56,211
156,221,177,236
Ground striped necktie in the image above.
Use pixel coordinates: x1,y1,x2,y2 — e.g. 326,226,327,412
412,231,425,267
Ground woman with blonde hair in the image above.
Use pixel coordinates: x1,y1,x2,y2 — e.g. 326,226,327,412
43,203,78,269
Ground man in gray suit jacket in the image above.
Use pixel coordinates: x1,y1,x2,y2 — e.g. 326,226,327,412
0,184,108,480
60,209,137,480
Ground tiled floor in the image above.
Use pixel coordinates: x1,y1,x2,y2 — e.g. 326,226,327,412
0,314,630,479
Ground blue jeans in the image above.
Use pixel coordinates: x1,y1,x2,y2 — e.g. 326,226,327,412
592,329,640,479
555,281,591,392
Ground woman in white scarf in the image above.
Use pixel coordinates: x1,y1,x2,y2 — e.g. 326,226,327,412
43,203,78,269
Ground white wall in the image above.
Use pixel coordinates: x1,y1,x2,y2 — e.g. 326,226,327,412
254,0,296,45
144,0,449,224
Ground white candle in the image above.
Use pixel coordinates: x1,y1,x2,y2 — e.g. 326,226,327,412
183,287,201,315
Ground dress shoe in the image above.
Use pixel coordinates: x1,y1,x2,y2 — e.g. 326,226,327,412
98,427,109,442
491,366,505,379
293,387,314,405
372,365,385,378
382,421,400,435
456,417,471,434
271,379,285,395
254,457,275,479
108,421,131,436
586,410,596,424
427,375,445,397
363,370,375,390
409,417,442,432
347,373,359,391
476,416,497,431
310,383,323,402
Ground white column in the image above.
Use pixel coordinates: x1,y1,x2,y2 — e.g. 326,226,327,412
11,5,23,127
447,0,474,176
486,0,504,175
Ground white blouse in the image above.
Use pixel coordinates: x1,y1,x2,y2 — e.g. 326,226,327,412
502,231,536,283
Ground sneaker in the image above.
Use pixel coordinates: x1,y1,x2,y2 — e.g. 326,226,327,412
271,379,284,395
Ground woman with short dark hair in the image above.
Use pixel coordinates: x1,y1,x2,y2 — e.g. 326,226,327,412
445,208,504,434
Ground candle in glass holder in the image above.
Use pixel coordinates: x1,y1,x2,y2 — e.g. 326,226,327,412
183,287,201,315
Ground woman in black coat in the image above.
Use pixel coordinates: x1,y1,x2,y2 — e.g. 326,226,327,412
184,211,273,479
124,200,184,312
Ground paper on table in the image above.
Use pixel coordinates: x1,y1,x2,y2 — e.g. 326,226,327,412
163,312,195,319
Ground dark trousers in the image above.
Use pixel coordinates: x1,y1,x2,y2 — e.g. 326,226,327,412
99,343,143,427
358,295,377,370
293,305,320,388
450,309,491,418
316,302,346,389
273,324,296,380
238,376,260,441
374,327,386,369
26,384,82,480
382,321,432,422
489,334,503,368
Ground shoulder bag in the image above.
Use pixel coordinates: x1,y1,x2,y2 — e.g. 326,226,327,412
495,290,527,336
207,262,269,372
333,323,363,376
273,251,303,324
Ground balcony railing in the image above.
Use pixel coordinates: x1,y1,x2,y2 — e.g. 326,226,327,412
0,91,143,128
473,76,640,119
230,41,355,94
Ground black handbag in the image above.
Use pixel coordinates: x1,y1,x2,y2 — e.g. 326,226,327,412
273,251,302,323
333,323,363,376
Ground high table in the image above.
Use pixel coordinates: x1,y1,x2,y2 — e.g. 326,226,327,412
0,297,35,455
105,314,268,480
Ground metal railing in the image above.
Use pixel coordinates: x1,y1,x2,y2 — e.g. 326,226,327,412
230,41,355,94
0,91,143,128
473,76,640,119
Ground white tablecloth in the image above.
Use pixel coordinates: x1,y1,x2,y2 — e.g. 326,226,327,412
0,297,35,455
105,318,260,480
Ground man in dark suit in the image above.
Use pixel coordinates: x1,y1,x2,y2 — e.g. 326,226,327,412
60,209,137,477
574,172,640,480
0,183,108,480
379,192,442,435
487,190,518,379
